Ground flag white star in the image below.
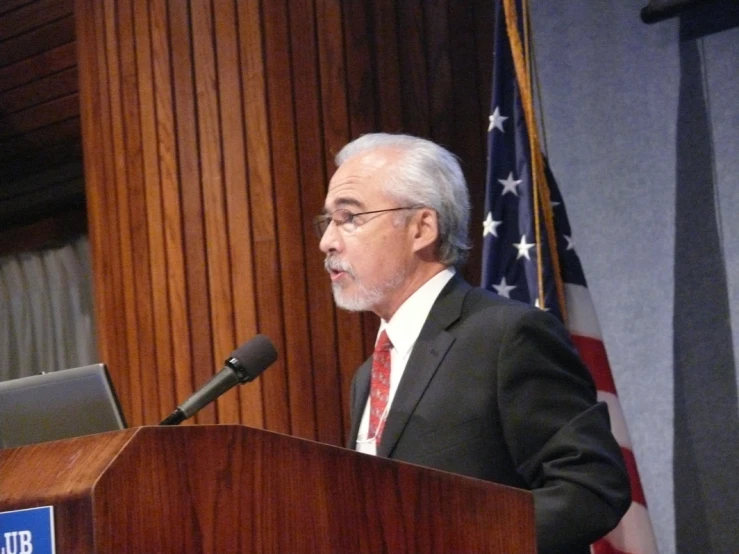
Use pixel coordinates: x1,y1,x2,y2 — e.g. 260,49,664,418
551,200,561,208
488,106,508,132
482,212,502,237
564,234,575,251
534,297,550,311
498,172,521,196
493,277,516,298
514,234,535,260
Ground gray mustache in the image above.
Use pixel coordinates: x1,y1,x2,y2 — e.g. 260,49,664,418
324,257,353,276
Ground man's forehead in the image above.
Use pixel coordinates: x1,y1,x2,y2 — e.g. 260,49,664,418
324,149,396,208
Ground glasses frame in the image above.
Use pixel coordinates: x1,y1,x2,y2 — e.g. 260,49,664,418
312,206,421,239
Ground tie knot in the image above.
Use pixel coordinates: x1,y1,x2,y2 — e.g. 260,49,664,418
375,330,393,353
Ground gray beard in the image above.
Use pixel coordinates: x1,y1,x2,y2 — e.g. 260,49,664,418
329,262,408,314
331,281,385,312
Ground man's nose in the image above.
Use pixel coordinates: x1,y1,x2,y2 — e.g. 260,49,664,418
319,221,341,253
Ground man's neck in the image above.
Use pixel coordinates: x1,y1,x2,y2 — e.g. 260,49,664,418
374,262,450,321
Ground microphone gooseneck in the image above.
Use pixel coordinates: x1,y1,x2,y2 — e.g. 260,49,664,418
160,335,277,426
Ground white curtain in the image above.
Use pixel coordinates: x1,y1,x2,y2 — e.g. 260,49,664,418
0,235,98,381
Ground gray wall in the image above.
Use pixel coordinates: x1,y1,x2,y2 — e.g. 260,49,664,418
530,2,739,553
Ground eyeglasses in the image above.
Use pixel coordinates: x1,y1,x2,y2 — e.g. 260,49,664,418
312,206,421,238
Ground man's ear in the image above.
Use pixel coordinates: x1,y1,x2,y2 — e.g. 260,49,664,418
411,208,439,254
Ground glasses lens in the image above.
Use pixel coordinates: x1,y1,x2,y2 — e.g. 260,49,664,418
334,209,356,232
313,215,329,238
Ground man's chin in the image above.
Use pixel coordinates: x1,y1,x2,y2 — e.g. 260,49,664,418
332,284,373,312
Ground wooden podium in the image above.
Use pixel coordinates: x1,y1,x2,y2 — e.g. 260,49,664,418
0,425,535,553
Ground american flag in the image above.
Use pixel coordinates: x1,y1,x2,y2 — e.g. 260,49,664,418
481,2,659,553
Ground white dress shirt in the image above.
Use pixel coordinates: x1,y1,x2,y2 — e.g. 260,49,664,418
355,267,456,455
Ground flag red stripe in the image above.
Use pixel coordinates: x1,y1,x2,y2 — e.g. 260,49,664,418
571,334,647,507
591,540,632,554
571,334,617,394
622,446,647,506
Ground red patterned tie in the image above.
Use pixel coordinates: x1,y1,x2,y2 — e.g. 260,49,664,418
369,330,392,444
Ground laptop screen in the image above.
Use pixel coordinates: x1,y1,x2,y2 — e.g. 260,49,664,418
0,363,127,449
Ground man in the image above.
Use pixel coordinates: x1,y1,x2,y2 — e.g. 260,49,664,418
315,133,630,554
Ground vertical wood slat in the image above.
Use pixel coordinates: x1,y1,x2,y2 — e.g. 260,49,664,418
168,0,215,424
234,0,266,428
150,0,187,418
118,0,160,424
75,0,110,402
423,0,454,145
94,0,131,415
372,0,402,132
338,0,382,367
236,0,296,432
449,1,491,284
283,0,322,441
256,0,296,436
397,0,430,137
312,0,352,443
342,0,378,135
77,0,494,443
243,0,316,440
101,0,144,424
191,0,238,424
132,0,175,419
213,0,251,424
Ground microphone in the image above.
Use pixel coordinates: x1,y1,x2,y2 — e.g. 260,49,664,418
160,334,277,425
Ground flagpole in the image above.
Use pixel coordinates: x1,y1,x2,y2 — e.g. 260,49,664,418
501,0,568,323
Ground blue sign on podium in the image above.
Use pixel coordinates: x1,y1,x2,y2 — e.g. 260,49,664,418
0,506,55,554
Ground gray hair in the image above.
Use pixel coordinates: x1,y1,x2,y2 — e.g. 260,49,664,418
335,133,471,266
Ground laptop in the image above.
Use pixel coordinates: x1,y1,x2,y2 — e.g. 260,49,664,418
0,363,127,449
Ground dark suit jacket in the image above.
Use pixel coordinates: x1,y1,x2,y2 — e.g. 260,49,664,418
348,274,631,554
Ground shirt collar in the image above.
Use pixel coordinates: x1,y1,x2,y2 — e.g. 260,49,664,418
379,267,456,357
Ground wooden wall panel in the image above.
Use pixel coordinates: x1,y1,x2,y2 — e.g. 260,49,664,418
312,0,352,443
149,0,190,423
257,0,292,435
132,0,175,420
280,0,320,440
76,0,128,414
191,0,237,424
76,0,493,445
340,0,385,364
397,1,430,137
214,0,252,424
168,1,214,424
234,0,267,428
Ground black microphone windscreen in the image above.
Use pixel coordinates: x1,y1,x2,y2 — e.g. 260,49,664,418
229,334,277,382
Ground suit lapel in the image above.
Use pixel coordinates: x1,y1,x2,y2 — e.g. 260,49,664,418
377,274,472,458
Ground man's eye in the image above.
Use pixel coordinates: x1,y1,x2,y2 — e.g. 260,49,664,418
337,211,355,225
